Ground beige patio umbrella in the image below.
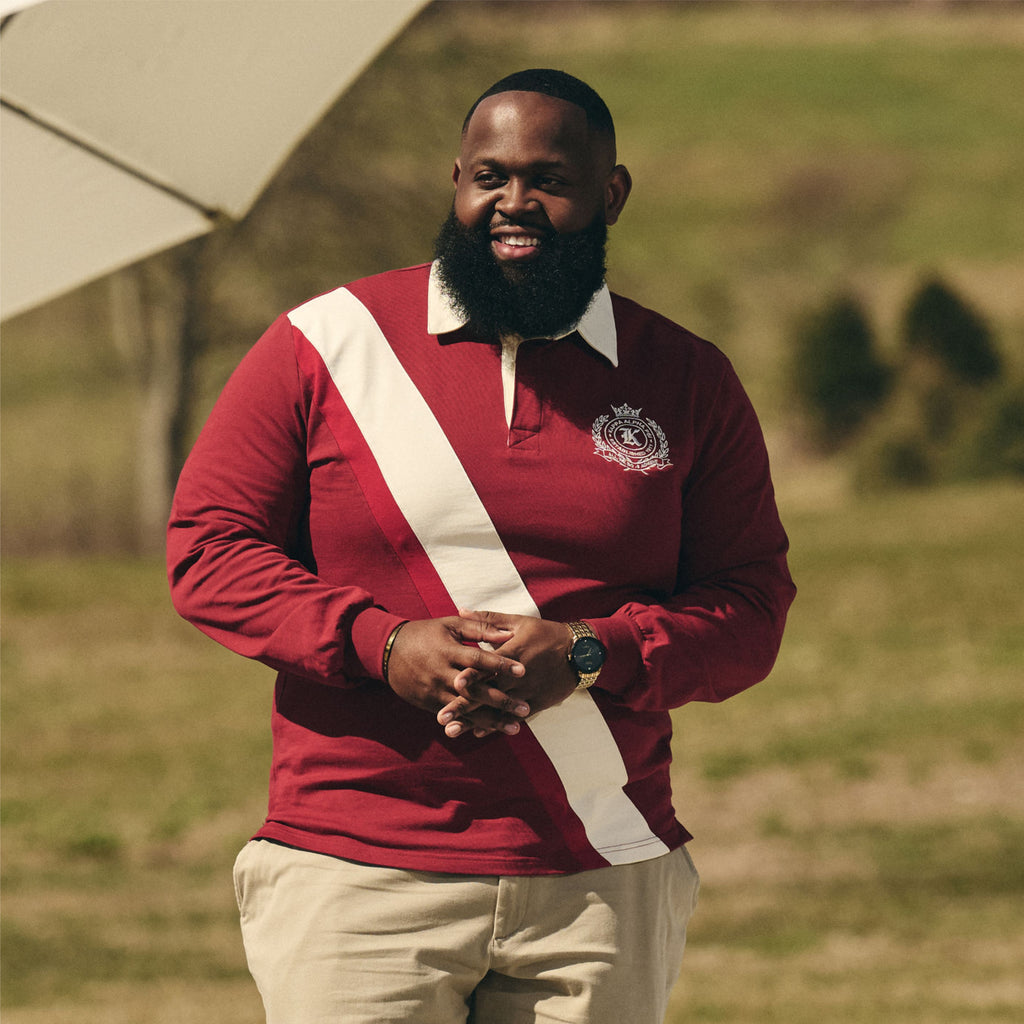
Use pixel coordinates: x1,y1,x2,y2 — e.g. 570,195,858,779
0,0,426,320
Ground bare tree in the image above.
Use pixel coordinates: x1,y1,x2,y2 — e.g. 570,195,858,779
110,239,207,553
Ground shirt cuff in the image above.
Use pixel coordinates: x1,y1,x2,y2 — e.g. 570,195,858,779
347,606,409,682
585,613,644,698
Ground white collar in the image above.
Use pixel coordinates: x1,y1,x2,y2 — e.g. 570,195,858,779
426,260,618,367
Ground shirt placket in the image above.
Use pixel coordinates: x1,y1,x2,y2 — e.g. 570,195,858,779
504,339,543,451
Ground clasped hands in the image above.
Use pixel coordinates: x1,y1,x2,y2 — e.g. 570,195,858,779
384,609,578,739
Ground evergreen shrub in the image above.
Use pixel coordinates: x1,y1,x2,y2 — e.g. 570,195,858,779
791,294,890,448
902,276,1002,384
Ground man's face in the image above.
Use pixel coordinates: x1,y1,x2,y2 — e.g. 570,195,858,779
452,91,627,267
434,90,630,340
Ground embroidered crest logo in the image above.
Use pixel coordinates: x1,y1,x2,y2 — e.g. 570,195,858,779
592,404,672,474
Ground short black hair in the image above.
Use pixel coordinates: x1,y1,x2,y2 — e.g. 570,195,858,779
462,68,615,142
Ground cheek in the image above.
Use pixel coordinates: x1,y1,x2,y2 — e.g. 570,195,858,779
551,213,590,234
454,189,490,228
549,196,606,234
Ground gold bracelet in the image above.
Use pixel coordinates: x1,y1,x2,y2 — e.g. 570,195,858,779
381,621,408,683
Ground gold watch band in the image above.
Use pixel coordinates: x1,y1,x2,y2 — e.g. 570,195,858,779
566,620,603,689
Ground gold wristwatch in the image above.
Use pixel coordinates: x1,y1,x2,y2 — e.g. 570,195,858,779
565,621,606,689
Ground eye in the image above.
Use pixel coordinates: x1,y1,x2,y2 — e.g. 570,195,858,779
536,175,568,192
474,171,505,188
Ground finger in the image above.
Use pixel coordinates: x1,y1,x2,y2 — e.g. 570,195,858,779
437,695,478,727
456,621,519,650
452,662,527,703
467,706,523,736
446,710,522,739
452,670,530,718
438,693,524,739
457,608,518,632
459,645,526,681
446,719,509,738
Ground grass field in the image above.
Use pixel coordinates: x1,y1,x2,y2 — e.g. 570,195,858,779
3,481,1022,1022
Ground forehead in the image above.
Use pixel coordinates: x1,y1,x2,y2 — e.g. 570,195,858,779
460,91,598,169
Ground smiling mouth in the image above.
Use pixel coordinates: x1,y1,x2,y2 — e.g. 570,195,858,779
491,234,544,262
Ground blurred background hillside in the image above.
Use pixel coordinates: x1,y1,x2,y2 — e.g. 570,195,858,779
3,0,1022,553
2,3,1023,1023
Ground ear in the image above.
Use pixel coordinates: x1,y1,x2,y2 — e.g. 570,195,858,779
604,164,632,226
452,160,462,188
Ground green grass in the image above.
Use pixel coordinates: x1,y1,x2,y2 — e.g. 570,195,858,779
0,558,270,1016
663,483,1024,1024
3,481,1022,1022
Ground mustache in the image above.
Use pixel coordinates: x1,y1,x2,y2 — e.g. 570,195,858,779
489,218,553,236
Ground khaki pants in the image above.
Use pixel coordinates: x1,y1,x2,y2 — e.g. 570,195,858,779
234,839,699,1024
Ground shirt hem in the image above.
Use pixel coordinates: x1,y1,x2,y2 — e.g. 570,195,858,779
253,821,690,876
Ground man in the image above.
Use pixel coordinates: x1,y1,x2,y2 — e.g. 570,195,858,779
168,69,795,1024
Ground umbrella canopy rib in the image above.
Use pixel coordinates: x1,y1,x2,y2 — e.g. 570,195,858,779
1,96,220,222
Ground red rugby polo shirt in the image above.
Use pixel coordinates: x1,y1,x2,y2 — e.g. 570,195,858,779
167,262,794,874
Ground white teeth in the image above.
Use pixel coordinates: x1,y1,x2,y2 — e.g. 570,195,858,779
503,237,540,247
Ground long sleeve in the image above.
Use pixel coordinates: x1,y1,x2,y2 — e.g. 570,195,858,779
589,359,795,712
166,315,401,686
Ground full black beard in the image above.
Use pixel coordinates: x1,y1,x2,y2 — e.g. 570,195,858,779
432,207,608,340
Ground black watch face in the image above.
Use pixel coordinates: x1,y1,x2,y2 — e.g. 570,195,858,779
572,636,606,673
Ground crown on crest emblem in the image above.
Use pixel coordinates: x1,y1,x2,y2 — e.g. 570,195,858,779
592,404,672,474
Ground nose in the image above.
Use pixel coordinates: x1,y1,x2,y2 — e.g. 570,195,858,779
495,178,536,220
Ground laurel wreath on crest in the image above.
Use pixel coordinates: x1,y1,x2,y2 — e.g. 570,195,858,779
592,404,672,474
